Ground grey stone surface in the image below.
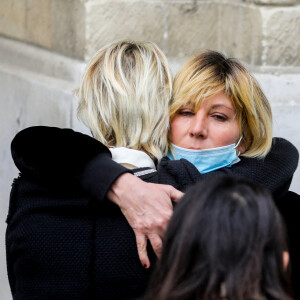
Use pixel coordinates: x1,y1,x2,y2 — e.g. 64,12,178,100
1,0,300,67
0,37,86,83
255,73,300,104
0,0,52,49
84,1,166,60
218,3,263,65
0,0,26,41
26,0,52,49
261,6,300,66
247,0,297,5
166,2,219,58
52,0,86,59
0,0,86,59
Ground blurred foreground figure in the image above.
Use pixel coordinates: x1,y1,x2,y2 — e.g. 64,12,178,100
144,176,292,300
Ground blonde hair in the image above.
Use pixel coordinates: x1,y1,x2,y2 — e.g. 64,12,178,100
77,40,172,160
171,50,272,158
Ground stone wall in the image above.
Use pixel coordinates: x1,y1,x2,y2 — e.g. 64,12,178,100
1,0,300,67
0,0,85,59
0,0,300,298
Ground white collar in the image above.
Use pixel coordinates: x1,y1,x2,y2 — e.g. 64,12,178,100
109,147,156,170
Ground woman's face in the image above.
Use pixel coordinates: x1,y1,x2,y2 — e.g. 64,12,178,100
170,92,244,152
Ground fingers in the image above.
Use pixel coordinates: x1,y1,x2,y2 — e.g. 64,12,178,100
170,187,184,202
155,211,172,237
148,234,163,258
109,179,182,269
135,233,150,268
160,185,184,203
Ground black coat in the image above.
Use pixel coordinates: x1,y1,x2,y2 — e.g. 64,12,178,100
7,174,158,300
7,126,300,299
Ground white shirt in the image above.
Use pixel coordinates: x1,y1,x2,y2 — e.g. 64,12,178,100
109,147,156,170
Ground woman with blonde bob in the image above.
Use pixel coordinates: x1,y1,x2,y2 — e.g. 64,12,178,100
169,50,272,159
9,48,299,297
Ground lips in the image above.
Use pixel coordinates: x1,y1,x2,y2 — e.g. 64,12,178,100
188,147,202,150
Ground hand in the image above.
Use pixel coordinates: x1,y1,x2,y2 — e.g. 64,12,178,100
107,173,183,268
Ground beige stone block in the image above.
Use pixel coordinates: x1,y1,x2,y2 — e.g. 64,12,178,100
246,0,297,5
216,0,244,2
85,1,165,60
51,0,86,60
218,3,263,65
166,2,219,58
26,0,52,49
262,6,300,66
0,0,26,40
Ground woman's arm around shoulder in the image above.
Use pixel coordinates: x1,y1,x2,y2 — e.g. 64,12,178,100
213,137,299,198
11,126,130,201
11,126,183,268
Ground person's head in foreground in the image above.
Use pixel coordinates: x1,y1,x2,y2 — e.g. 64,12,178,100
168,50,272,168
145,176,291,300
77,40,173,161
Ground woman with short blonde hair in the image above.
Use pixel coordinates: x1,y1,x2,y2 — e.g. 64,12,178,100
7,40,181,300
170,50,272,158
77,40,172,160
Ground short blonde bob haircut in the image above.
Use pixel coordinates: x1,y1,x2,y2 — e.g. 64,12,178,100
77,40,172,160
170,50,272,158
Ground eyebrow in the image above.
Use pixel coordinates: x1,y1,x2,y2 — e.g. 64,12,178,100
210,104,235,112
183,102,194,107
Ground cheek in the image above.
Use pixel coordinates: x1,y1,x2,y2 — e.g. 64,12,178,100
170,118,185,142
211,122,240,145
169,121,178,142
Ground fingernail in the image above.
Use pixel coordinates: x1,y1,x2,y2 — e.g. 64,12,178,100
143,264,148,268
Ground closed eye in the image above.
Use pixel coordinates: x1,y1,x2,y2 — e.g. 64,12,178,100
212,114,228,121
178,110,195,116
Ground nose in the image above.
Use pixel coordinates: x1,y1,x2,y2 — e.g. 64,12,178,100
189,112,207,138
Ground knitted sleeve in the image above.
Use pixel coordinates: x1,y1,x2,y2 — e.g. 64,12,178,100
203,137,299,199
11,126,131,201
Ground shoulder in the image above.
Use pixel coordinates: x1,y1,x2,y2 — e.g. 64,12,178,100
11,126,112,177
12,126,109,156
272,137,299,158
157,157,201,191
269,137,299,171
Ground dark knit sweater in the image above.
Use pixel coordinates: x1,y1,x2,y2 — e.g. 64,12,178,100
7,174,158,300
7,126,300,299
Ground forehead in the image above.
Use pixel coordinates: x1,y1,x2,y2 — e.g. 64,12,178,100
184,92,235,111
206,93,235,110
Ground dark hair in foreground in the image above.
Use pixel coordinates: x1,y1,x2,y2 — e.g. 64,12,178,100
144,176,291,300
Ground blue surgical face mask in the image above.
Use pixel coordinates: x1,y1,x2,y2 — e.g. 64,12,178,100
167,137,243,174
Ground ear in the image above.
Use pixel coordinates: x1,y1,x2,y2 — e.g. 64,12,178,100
283,251,290,270
237,138,246,155
237,143,246,154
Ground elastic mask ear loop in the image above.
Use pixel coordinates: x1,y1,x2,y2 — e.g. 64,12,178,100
169,144,176,159
234,136,243,156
